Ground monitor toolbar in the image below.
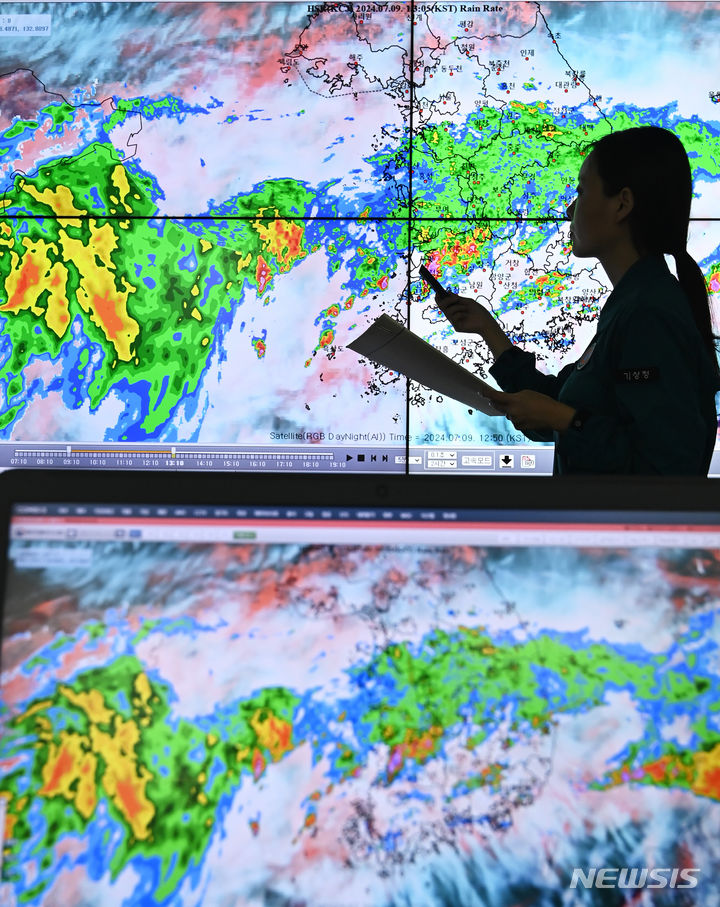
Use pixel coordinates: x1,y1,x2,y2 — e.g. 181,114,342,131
0,442,557,474
3,444,720,475
13,502,720,527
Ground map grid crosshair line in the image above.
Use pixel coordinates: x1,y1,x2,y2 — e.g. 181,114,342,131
405,0,417,472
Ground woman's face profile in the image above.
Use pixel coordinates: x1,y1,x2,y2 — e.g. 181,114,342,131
567,153,623,261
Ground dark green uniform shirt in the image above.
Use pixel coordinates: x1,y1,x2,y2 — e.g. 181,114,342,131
489,255,719,475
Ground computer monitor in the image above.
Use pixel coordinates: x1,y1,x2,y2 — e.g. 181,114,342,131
1,471,719,903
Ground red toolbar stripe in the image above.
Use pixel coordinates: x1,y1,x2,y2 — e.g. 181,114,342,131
10,516,720,532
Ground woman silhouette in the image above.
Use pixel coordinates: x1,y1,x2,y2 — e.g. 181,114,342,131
436,126,719,474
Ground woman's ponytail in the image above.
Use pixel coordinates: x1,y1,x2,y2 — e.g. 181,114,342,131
673,249,718,372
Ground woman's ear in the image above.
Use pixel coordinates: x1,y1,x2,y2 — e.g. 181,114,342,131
615,186,635,223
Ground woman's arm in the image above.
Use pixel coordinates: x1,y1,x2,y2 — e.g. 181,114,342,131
436,291,574,397
435,291,578,440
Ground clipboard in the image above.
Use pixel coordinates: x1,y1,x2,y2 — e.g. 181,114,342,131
347,314,504,417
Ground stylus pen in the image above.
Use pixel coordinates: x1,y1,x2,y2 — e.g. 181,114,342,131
419,264,451,298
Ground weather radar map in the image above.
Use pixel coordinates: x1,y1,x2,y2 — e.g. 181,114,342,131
0,0,719,472
1,501,720,905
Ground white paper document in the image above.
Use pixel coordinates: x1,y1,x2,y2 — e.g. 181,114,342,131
347,315,504,417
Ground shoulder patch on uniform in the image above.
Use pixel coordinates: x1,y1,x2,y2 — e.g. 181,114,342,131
614,367,660,384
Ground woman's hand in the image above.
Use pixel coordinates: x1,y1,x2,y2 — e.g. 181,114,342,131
434,292,513,359
484,388,577,434
435,292,495,335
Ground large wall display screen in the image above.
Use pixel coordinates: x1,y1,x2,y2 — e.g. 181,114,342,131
0,1,719,474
